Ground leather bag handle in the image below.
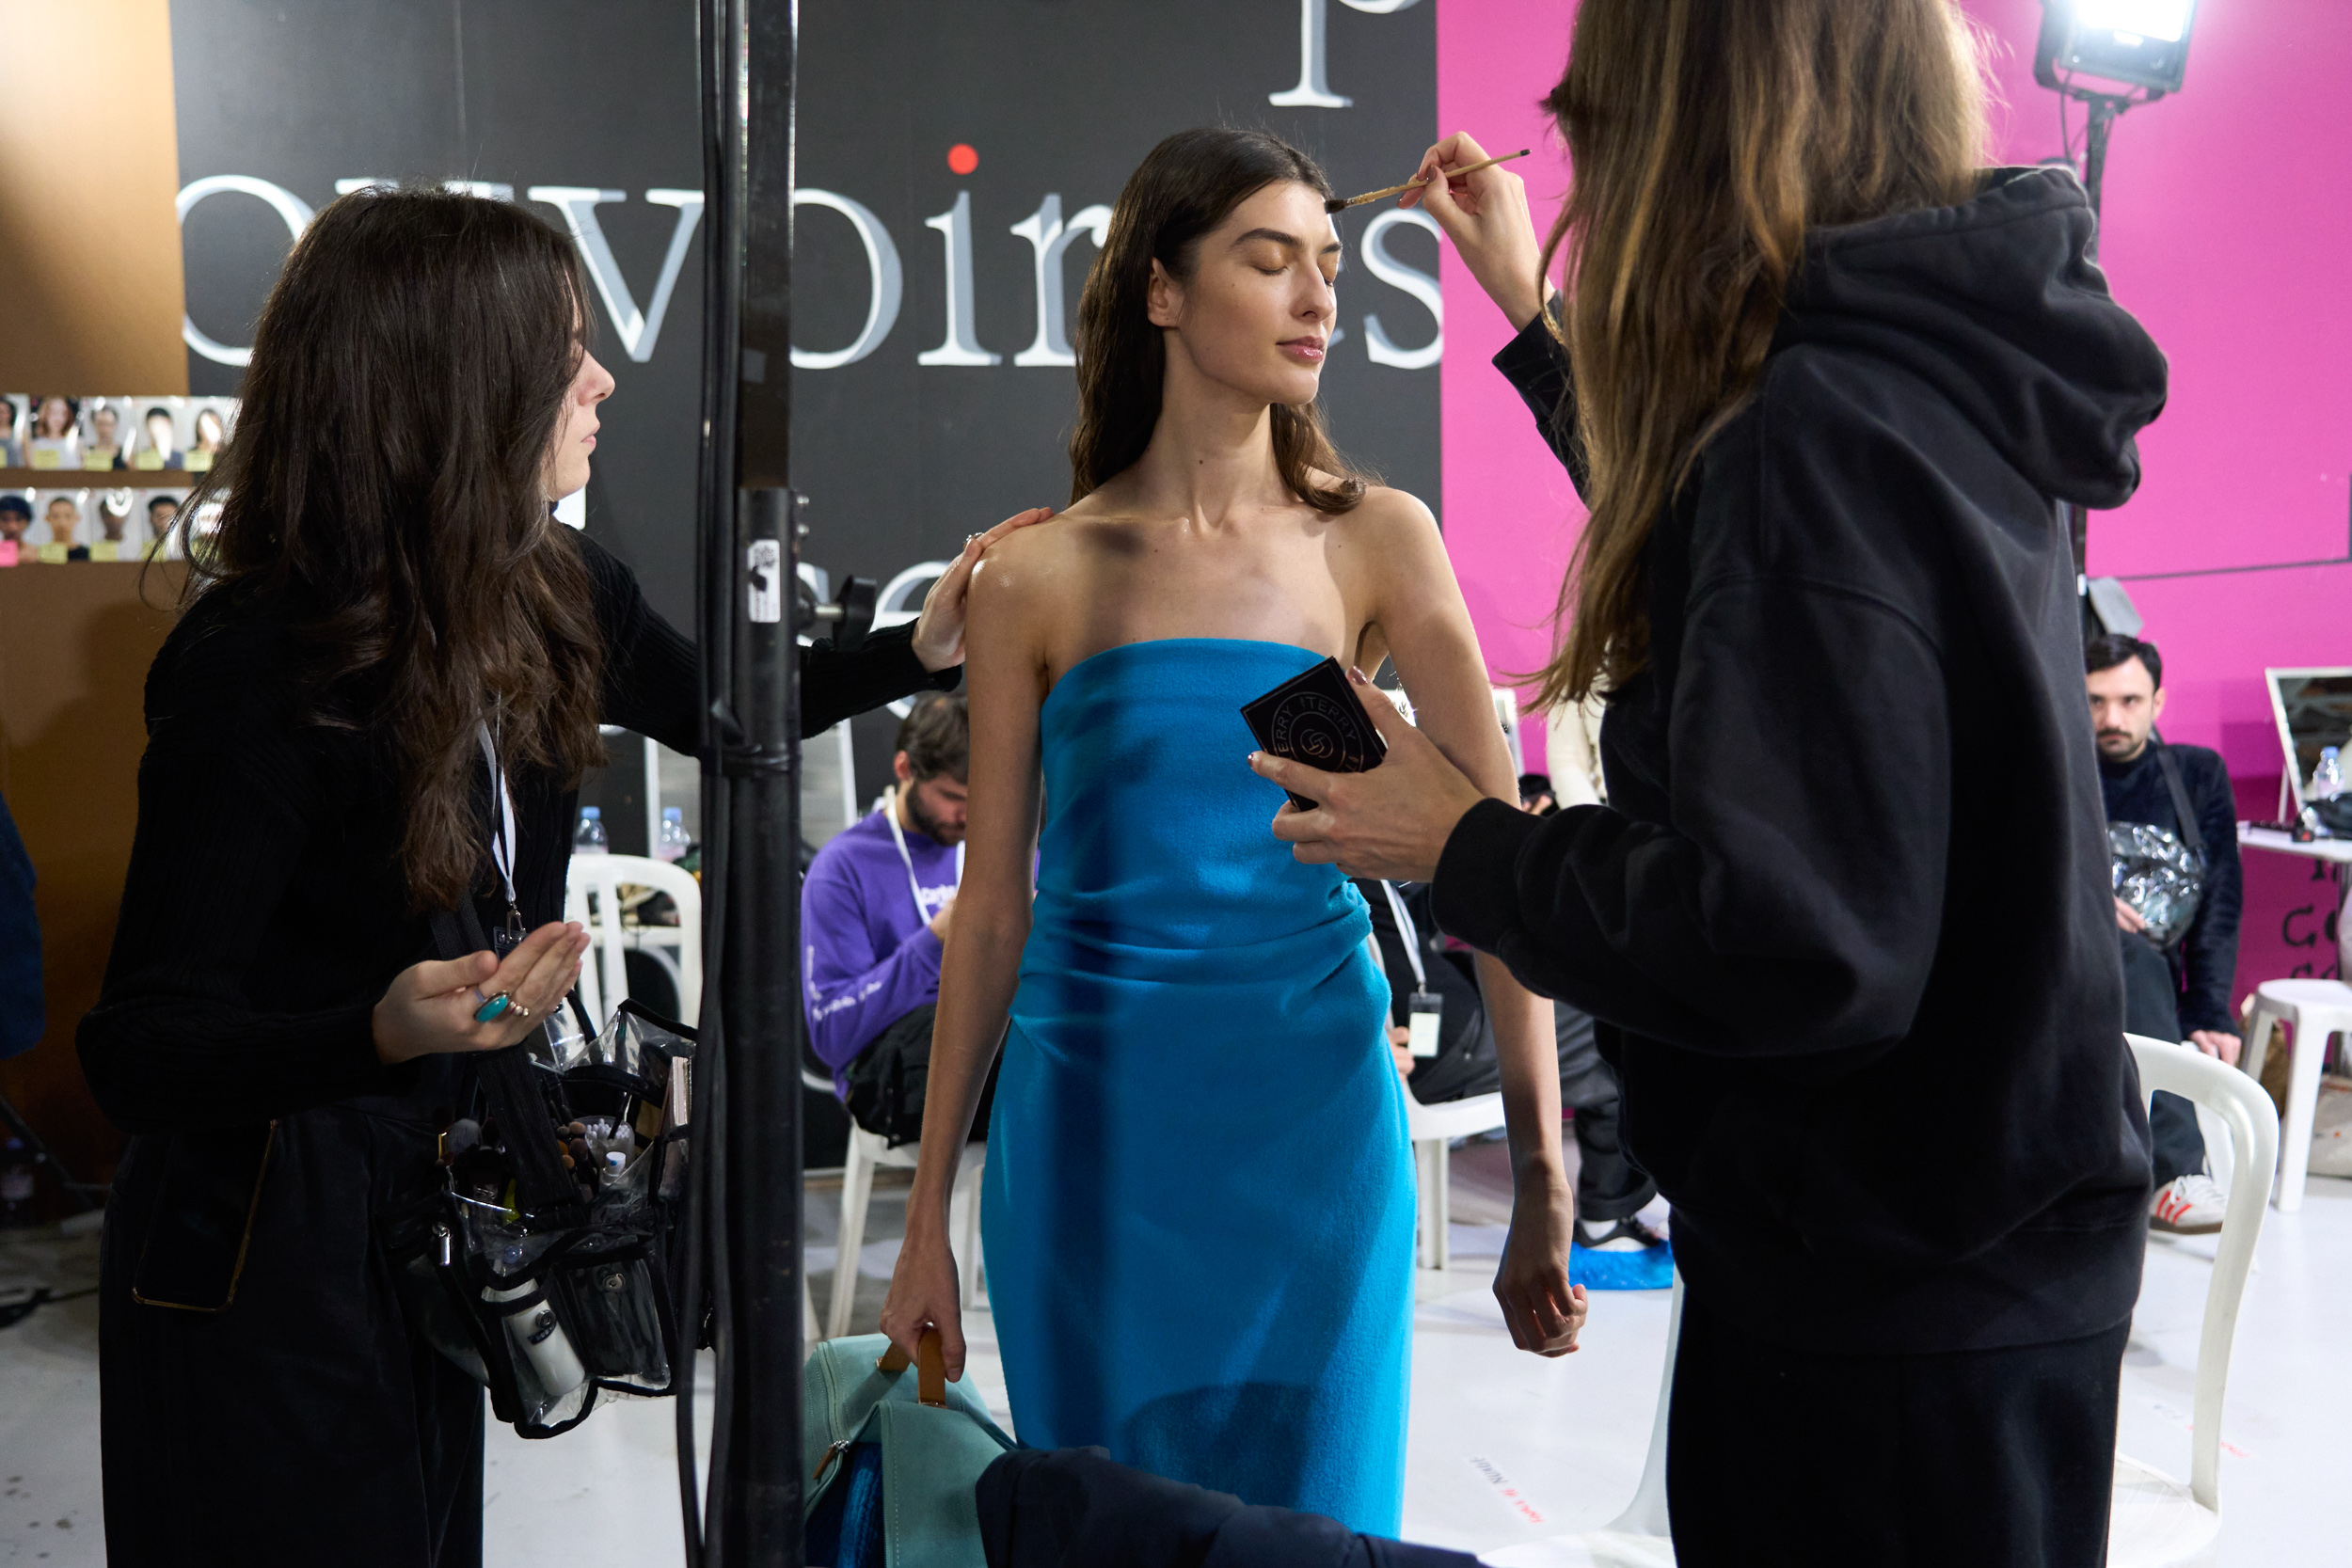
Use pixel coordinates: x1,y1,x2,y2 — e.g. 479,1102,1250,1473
876,1327,949,1408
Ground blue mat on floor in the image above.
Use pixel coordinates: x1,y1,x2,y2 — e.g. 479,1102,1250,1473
1569,1241,1674,1291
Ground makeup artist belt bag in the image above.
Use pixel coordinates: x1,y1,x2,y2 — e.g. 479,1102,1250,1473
803,1331,1017,1568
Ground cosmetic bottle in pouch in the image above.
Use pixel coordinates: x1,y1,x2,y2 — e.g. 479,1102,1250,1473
484,1246,588,1403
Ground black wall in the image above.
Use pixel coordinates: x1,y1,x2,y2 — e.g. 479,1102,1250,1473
171,0,1438,790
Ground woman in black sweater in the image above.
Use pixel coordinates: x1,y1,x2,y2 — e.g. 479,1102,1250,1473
1255,4,2169,1564
77,188,1036,1567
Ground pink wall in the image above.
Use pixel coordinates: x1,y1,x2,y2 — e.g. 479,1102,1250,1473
1438,2,2352,994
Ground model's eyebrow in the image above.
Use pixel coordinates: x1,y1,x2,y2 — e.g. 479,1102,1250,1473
1230,227,1344,259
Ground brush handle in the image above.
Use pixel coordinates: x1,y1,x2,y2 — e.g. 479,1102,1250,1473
1331,149,1531,212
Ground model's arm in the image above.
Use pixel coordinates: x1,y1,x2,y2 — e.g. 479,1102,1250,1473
1360,494,1584,1358
877,543,1043,1379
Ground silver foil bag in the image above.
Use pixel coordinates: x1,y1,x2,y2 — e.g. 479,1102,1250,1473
2110,821,2205,949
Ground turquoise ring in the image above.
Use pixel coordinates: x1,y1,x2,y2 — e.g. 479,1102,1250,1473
473,991,514,1024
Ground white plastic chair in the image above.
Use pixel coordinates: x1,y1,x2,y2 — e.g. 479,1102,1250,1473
1404,1091,1510,1270
1482,1274,1680,1568
806,1060,987,1341
2238,977,2351,1212
2108,1032,2280,1567
564,852,704,1029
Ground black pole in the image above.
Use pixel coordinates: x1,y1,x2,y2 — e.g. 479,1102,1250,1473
711,0,805,1563
2065,92,2123,610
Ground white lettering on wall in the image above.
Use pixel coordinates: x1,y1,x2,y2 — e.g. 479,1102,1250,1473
1360,208,1441,369
175,176,317,367
793,188,905,369
526,186,707,363
918,190,1000,367
1008,196,1111,368
1269,0,1421,109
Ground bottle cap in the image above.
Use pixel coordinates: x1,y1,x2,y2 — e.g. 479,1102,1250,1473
581,806,600,818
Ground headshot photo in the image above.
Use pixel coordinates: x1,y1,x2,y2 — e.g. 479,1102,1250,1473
0,494,30,553
25,395,78,468
136,404,185,470
86,402,126,469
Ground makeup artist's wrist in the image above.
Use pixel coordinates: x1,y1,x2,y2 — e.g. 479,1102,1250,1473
1502,281,1556,335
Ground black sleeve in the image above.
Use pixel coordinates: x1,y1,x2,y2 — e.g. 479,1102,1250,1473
1430,442,1952,1066
580,532,958,752
0,791,42,1058
76,629,407,1132
1491,305,1590,499
2179,752,2243,1035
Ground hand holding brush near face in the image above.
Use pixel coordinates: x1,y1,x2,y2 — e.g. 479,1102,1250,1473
1394,132,1553,333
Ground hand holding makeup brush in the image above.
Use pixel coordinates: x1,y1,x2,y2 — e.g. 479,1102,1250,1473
1401,131,1553,332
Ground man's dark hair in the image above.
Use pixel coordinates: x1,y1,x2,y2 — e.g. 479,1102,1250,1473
148,493,180,513
0,496,28,520
144,405,173,425
895,692,969,784
2086,632,2162,691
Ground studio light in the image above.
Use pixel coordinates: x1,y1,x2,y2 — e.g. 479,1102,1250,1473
2035,0,2199,97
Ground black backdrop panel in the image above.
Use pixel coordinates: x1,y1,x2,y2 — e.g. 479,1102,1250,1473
170,0,1437,792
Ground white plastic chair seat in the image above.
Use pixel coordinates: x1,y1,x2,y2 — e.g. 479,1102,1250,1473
2106,1453,2219,1568
1404,1091,1509,1271
2240,977,2352,1212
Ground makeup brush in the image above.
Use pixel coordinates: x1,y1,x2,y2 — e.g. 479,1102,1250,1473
1327,149,1532,214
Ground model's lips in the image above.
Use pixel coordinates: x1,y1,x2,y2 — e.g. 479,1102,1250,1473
1279,338,1327,362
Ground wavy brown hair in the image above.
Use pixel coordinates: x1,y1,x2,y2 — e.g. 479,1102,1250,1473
176,186,606,911
1071,127,1367,513
1534,0,1985,708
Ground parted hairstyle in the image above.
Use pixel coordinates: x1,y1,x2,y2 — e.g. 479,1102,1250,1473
895,692,971,784
175,185,606,911
1534,0,1987,708
1070,127,1367,514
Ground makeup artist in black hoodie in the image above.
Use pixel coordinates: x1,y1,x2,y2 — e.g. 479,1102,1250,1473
1253,4,2168,1564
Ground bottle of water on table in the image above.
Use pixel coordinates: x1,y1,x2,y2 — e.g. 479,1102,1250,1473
573,805,608,855
656,806,690,863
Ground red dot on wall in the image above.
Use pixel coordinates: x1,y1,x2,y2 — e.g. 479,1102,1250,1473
946,143,979,176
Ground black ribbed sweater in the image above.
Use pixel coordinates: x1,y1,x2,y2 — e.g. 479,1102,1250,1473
78,532,953,1133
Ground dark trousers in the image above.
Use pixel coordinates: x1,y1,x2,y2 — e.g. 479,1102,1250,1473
2118,932,2209,1185
1666,1295,2127,1568
101,1104,484,1568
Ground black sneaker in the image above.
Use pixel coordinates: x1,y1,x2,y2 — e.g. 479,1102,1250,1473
1575,1214,1667,1252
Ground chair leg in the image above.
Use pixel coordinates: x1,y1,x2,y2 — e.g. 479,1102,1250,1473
2277,1014,2334,1213
829,1131,876,1339
1432,1137,1452,1273
959,1148,988,1312
1414,1140,1439,1269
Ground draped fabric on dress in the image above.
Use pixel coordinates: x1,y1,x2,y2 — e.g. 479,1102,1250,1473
982,639,1415,1535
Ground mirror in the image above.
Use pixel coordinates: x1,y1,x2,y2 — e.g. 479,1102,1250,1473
2266,667,2352,808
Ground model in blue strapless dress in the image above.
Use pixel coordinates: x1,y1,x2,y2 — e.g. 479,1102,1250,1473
980,638,1415,1534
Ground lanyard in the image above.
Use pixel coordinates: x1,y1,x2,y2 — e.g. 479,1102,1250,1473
1379,880,1428,991
477,721,524,951
883,784,962,917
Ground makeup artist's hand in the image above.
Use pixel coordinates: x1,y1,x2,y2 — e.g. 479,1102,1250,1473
1402,131,1550,331
372,921,590,1065
911,507,1056,672
1254,670,1487,882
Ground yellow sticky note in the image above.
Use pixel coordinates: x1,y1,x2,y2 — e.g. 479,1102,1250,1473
186,451,214,471
38,543,69,563
134,451,163,470
90,541,120,562
29,448,60,468
82,452,112,470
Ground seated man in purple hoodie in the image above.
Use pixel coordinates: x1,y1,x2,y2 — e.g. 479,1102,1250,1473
803,693,993,1144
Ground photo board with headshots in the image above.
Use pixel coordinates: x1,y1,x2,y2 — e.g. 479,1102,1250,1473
1,395,231,564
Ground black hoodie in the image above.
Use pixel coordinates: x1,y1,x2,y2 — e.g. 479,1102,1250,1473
1435,167,2169,1354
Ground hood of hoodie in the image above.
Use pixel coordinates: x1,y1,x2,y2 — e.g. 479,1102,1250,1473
1773,166,2168,510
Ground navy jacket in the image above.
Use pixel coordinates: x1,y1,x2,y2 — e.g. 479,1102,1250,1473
1435,167,2167,1354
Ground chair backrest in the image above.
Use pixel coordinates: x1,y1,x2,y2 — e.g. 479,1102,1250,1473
2123,1032,2280,1513
564,852,704,1029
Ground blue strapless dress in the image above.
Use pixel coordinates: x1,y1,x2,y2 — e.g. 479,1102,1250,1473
981,638,1415,1534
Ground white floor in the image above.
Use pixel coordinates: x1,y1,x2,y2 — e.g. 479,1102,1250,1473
5,1146,2348,1565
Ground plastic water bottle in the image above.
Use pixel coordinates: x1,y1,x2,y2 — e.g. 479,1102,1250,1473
655,807,691,863
2314,747,2344,800
573,805,608,855
1,1139,35,1228
482,1245,588,1402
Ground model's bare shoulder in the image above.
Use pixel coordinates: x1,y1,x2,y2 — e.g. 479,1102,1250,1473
1346,482,1439,536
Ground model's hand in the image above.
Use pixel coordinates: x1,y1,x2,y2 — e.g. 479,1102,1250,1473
910,507,1056,672
2114,896,2148,934
1496,1169,1584,1356
879,1221,968,1381
2187,1028,2244,1068
1402,131,1550,332
372,921,589,1066
1254,670,1486,882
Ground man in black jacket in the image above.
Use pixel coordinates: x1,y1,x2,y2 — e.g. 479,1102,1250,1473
2089,633,2243,1234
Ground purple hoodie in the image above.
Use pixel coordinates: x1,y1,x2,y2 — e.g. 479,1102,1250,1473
801,805,960,1096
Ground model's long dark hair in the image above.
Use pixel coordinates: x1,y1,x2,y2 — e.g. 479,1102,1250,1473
1534,0,1985,707
179,186,606,911
1070,127,1366,513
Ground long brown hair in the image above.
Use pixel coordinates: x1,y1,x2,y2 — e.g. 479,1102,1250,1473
1070,127,1366,513
1535,0,1985,707
179,186,606,911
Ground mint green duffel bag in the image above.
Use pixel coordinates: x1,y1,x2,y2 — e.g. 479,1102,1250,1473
803,1331,1018,1568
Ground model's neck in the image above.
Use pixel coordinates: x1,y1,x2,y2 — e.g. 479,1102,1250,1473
1125,349,1291,524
